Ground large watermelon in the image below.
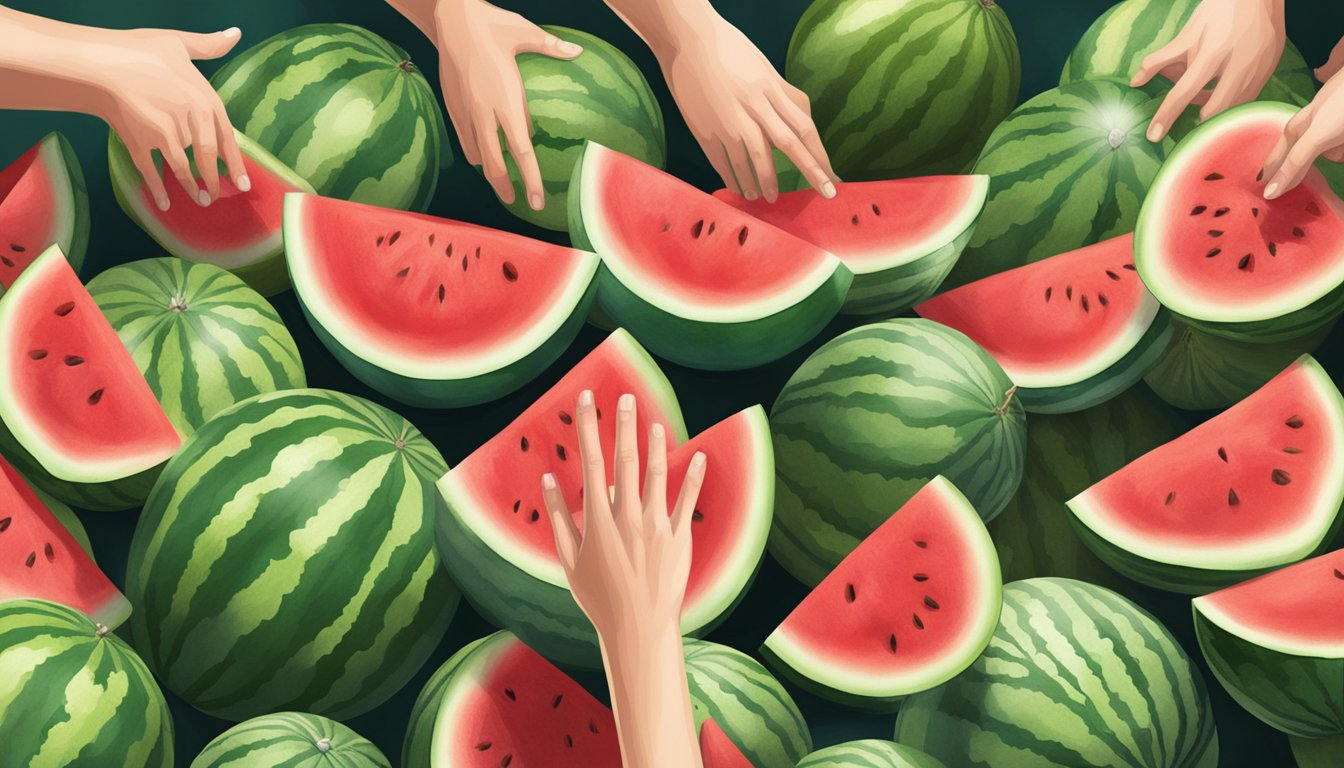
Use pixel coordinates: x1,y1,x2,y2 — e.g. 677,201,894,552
190,712,390,768
895,578,1220,768
212,23,449,212
684,638,812,768
945,78,1172,287
0,132,88,291
285,193,598,407
797,740,948,768
87,257,306,437
0,599,175,767
769,318,1026,586
785,0,1020,180
127,389,456,721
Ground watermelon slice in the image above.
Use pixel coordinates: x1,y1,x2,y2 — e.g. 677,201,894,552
430,631,622,767
1068,355,1344,593
1193,549,1344,742
1136,103,1344,342
916,234,1173,413
285,193,599,408
108,130,313,297
0,133,88,292
569,142,852,370
761,476,1001,711
701,718,753,768
715,176,988,316
436,330,774,667
0,246,181,510
0,455,129,629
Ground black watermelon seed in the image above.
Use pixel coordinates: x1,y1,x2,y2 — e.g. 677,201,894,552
1205,173,1224,181
589,720,600,734
502,262,518,282
1164,492,1175,505
28,350,47,360
54,302,74,316
913,573,929,582
44,543,53,561
565,735,574,748
1252,207,1260,217
1257,169,1265,182
475,742,491,751
1284,446,1303,454
914,540,927,549
872,204,882,216
1190,205,1207,215
845,583,856,603
1287,416,1304,428
559,411,573,425
1334,569,1344,580
1272,469,1291,485
1206,248,1221,258
912,614,925,630
692,509,704,522
503,688,516,701
512,500,521,513
0,517,10,532
64,355,84,366
1123,264,1137,271
1238,254,1253,270
1208,230,1224,237
1307,201,1322,215
501,755,512,767
520,436,529,452
396,267,410,278
552,695,563,708
87,389,104,405
1081,295,1090,312
923,596,940,610
556,445,567,461
530,510,540,522
1214,207,1229,217
1066,285,1073,300
1098,293,1109,307
446,243,453,258
851,214,860,226
388,231,401,245
1228,488,1240,506
1294,227,1306,238
1268,242,1278,256
707,222,716,236
0,256,12,268
475,247,481,260
1044,286,1052,302
888,634,898,653
1217,447,1228,462
1106,270,1120,281
661,223,671,233
376,235,385,247
462,255,469,271
737,227,749,246
691,220,704,238
9,244,24,253
428,233,435,246
25,552,36,568
438,284,446,303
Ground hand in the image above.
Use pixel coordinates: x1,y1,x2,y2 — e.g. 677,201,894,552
1131,0,1286,142
1261,74,1344,199
1316,36,1344,83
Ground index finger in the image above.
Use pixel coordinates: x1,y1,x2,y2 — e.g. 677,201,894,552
214,107,250,192
1149,60,1218,141
574,389,609,513
499,108,544,211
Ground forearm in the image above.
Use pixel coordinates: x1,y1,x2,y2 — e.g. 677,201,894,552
0,7,113,114
600,623,701,768
603,0,720,59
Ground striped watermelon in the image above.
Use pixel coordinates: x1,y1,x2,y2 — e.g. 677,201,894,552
0,132,88,292
797,740,947,768
87,257,306,437
684,638,812,768
0,599,174,767
499,26,664,230
212,23,449,213
191,712,390,768
895,578,1220,768
945,79,1172,288
785,0,1020,180
127,389,457,720
401,637,491,768
769,319,1026,586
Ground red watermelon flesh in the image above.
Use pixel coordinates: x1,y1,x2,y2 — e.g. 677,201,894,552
1195,548,1344,658
0,455,129,629
0,134,84,289
700,718,753,768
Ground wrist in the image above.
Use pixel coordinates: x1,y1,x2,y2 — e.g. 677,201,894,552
624,0,722,61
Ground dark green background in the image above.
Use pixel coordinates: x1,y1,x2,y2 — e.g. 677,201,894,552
5,1,1344,765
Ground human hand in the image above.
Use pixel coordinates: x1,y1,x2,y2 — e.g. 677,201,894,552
1261,74,1344,199
1131,0,1286,142
1316,36,1344,83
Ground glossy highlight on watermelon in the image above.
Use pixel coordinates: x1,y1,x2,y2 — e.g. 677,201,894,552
0,246,180,511
570,142,852,370
1136,103,1344,342
191,712,391,768
1068,355,1344,593
918,234,1172,413
0,132,87,291
715,176,988,316
285,193,598,407
763,477,1000,711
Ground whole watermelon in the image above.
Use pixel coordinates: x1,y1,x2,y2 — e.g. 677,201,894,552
0,599,174,767
191,712,390,768
212,24,449,212
785,0,1020,180
769,318,1026,586
684,638,812,768
127,389,458,721
499,26,664,230
797,740,947,768
895,578,1220,768
88,257,306,437
944,78,1172,287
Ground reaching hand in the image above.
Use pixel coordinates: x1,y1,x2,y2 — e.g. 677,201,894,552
1261,74,1344,199
1131,0,1286,142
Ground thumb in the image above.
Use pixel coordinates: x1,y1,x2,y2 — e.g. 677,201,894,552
518,29,582,60
178,27,241,60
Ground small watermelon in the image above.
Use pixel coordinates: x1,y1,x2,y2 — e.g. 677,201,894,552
715,176,988,316
569,142,852,370
0,132,88,291
402,636,491,768
1068,355,1344,593
797,740,948,768
191,712,390,768
684,639,812,768
285,193,598,407
701,718,754,768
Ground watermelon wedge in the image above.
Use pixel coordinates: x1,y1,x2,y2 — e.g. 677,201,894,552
761,476,1001,711
436,331,774,667
1193,549,1344,741
1068,355,1344,593
701,718,754,768
715,176,988,316
430,632,622,767
916,234,1173,413
1136,103,1344,342
285,193,599,407
569,142,852,370
0,455,129,629
108,130,314,297
0,246,181,511
0,133,88,292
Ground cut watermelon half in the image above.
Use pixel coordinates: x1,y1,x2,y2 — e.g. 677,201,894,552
0,246,180,509
1136,103,1344,342
108,130,313,297
431,631,622,767
0,132,88,292
916,234,1173,413
286,193,599,407
1068,355,1344,593
569,142,852,370
715,176,988,316
0,455,129,629
761,476,1001,711
701,718,753,768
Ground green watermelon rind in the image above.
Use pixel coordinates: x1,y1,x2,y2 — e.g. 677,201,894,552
401,636,491,768
795,739,948,768
1291,734,1344,768
2,132,90,288
190,712,390,768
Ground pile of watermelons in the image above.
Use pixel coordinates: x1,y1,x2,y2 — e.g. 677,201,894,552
0,0,1342,766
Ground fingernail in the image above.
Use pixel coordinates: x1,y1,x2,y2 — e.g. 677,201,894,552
197,190,211,207
1147,123,1166,142
618,393,635,413
821,181,837,199
1264,181,1282,199
579,389,594,407
156,196,170,212
651,422,664,441
744,189,758,201
559,41,583,56
529,193,544,211
236,174,251,193
223,27,241,37
542,472,557,490
765,190,778,203
690,452,706,470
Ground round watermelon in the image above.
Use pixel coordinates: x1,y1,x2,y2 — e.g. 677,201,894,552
0,599,174,767
797,740,947,768
211,23,449,212
191,712,390,768
127,389,457,721
769,318,1026,586
944,78,1172,288
88,257,307,437
684,638,812,768
895,578,1220,768
785,0,1020,180
497,26,664,231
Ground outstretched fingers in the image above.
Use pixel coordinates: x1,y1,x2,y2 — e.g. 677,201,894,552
670,451,707,537
613,393,641,527
542,472,580,572
643,422,668,525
